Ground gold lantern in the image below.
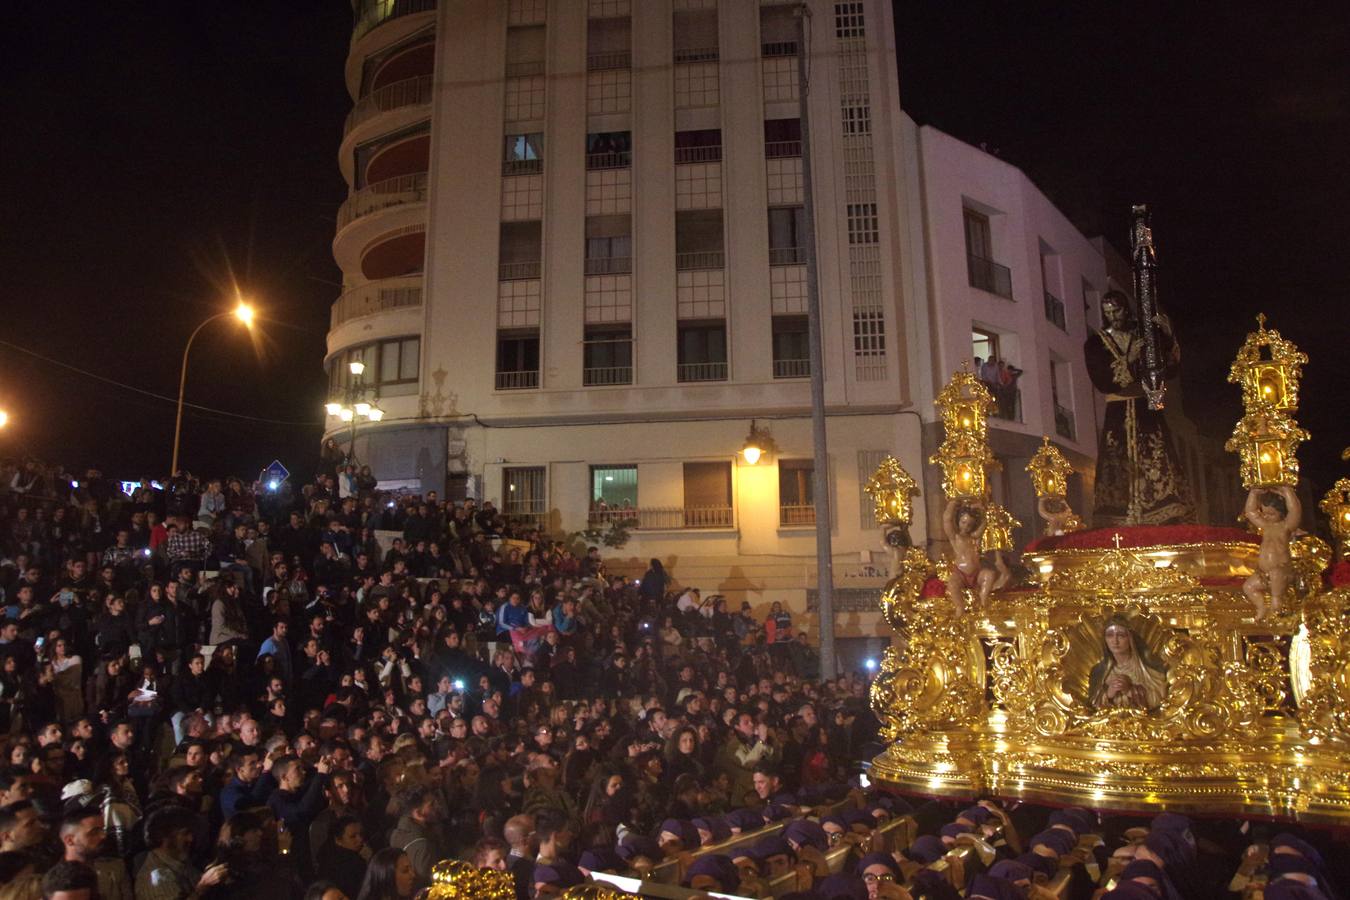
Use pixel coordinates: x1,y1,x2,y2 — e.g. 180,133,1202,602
931,367,997,500
980,503,1021,552
1321,478,1350,559
864,456,920,526
1226,316,1309,489
1026,436,1074,499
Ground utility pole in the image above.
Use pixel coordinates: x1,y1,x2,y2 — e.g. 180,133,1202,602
795,2,836,678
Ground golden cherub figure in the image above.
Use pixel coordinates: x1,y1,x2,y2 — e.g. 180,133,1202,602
1037,496,1083,536
943,498,1003,615
1242,485,1301,619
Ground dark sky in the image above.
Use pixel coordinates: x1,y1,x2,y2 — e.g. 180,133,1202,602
2,2,1347,491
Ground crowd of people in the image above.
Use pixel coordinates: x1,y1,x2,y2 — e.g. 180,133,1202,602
0,455,1342,900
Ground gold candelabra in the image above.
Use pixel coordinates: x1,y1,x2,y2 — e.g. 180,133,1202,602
1322,478,1350,560
1226,314,1309,487
930,366,997,500
864,455,919,526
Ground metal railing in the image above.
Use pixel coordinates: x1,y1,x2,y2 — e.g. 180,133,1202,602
762,41,799,57
498,260,542,280
330,276,423,328
675,250,725,270
677,361,728,382
773,358,810,379
675,145,722,164
588,508,639,526
625,506,734,529
505,60,545,78
337,172,428,230
502,158,543,176
1044,291,1067,330
495,370,540,390
587,50,632,70
967,253,1014,300
779,504,815,526
586,150,631,170
351,0,437,45
583,365,632,386
344,75,433,137
1055,403,1076,441
674,46,719,63
764,140,802,159
584,256,632,276
769,246,804,266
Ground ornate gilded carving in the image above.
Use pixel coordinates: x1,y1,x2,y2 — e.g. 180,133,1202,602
560,886,643,900
1226,315,1309,488
1044,541,1199,594
980,503,1021,553
426,860,515,900
930,367,997,500
1320,478,1350,559
864,455,920,526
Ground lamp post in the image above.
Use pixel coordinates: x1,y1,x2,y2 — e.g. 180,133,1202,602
170,302,255,477
325,358,384,462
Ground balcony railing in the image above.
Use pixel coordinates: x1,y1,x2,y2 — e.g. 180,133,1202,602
967,253,1014,300
586,151,631,170
677,361,728,382
769,246,804,266
584,256,632,276
588,508,639,526
495,370,540,390
503,507,548,528
330,276,423,328
620,506,733,529
583,365,633,386
773,358,810,379
674,46,719,63
1055,403,1077,441
498,260,542,280
1044,291,1067,330
352,0,437,45
344,75,433,137
988,386,1022,423
502,158,543,176
505,60,545,78
779,503,815,526
762,41,799,57
675,145,722,164
675,250,725,270
337,172,428,230
765,140,802,159
587,50,632,71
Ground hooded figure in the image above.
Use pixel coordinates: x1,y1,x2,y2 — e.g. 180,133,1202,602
966,874,1026,900
785,819,829,852
987,860,1034,885
1030,829,1077,857
684,854,741,892
905,835,948,865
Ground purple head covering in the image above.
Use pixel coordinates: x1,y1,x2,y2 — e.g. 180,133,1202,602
658,818,699,847
1101,884,1160,900
1149,812,1192,835
987,860,1034,882
1015,851,1059,879
941,822,973,839
1268,855,1322,878
615,834,660,862
785,819,829,851
1119,858,1164,883
578,848,623,873
1030,829,1077,856
754,835,797,862
959,805,994,825
533,862,584,888
905,835,948,864
818,873,868,900
966,874,1027,900
854,851,902,879
1272,833,1324,869
1263,882,1331,900
1142,827,1195,868
684,854,740,891
726,807,765,832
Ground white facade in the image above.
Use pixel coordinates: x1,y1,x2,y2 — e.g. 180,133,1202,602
324,0,1143,650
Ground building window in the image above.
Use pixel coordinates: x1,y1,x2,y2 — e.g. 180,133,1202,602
499,221,542,280
964,207,1013,299
1040,249,1066,330
683,461,733,527
760,6,798,57
496,330,540,390
505,25,546,78
764,118,802,158
834,2,866,38
673,9,718,62
675,209,725,270
1051,357,1075,440
846,203,878,244
1044,290,1067,330
583,325,633,386
779,459,815,525
677,321,727,382
587,17,631,70
590,465,637,521
328,337,421,398
841,104,870,134
675,129,722,164
971,328,1000,369
585,215,632,275
852,308,885,359
503,133,544,175
503,467,546,523
586,131,631,169
772,316,810,378
768,206,806,265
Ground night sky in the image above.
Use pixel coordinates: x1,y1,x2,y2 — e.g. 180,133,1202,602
2,3,1347,494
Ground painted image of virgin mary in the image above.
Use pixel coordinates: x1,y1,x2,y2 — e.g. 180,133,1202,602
1087,614,1168,710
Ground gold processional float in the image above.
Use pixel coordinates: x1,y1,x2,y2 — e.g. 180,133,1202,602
865,313,1350,823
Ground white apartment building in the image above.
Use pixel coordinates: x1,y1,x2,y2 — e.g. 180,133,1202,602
326,0,1198,653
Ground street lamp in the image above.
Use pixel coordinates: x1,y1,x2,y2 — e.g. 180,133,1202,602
170,300,256,477
325,356,384,460
0,409,8,429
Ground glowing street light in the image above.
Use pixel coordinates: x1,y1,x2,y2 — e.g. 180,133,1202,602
170,297,258,476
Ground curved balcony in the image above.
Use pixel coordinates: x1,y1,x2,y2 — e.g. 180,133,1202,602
337,173,427,231
351,0,437,46
344,75,433,138
330,275,423,329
